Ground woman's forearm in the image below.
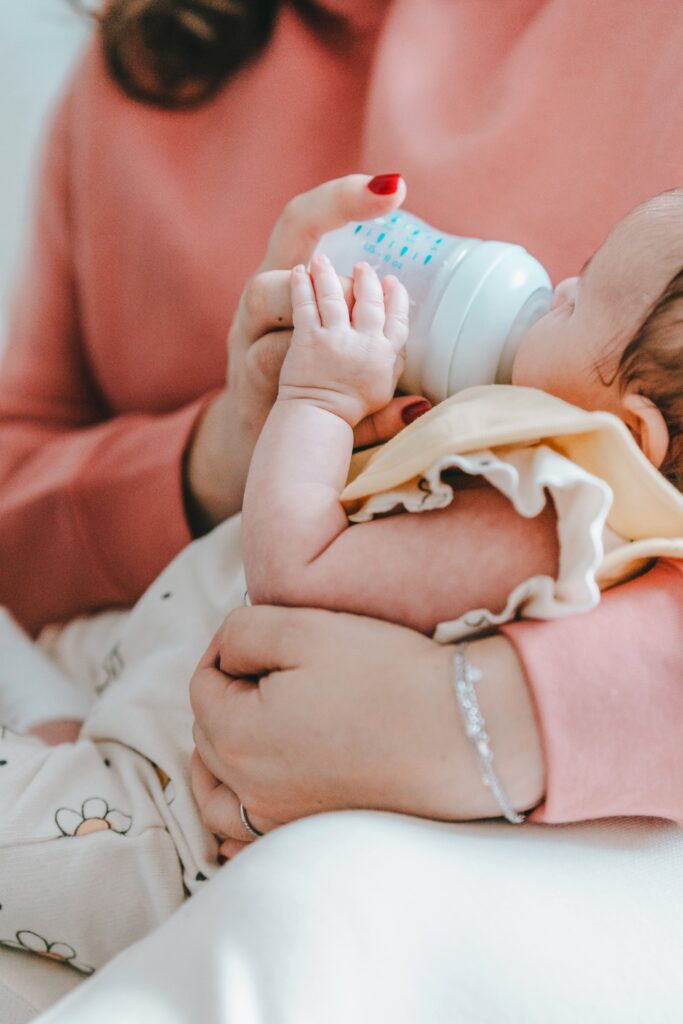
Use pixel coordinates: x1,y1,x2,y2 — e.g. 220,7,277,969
184,388,258,532
401,633,546,821
194,563,683,835
0,401,208,632
190,605,546,834
461,634,546,817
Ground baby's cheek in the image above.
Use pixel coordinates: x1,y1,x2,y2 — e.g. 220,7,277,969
512,318,572,394
511,324,547,387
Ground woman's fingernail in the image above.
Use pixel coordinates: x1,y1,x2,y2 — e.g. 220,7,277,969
368,174,402,195
294,264,306,274
401,399,432,425
217,854,227,865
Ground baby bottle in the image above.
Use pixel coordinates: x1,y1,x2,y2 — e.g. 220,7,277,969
315,211,552,403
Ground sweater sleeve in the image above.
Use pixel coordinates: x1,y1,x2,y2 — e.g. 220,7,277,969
501,559,683,825
0,81,212,633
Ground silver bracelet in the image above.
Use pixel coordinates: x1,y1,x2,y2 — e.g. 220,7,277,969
452,643,525,825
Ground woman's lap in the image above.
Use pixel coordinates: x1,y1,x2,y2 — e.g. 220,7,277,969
0,947,81,1024
5,811,683,1023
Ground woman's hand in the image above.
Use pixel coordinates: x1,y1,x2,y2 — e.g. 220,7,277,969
184,175,426,531
190,607,545,858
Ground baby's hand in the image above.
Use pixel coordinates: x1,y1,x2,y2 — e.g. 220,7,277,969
278,255,409,427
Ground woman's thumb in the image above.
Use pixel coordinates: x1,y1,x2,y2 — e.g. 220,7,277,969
353,395,431,450
261,174,407,271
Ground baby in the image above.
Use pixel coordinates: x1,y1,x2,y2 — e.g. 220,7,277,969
0,189,681,976
242,189,683,635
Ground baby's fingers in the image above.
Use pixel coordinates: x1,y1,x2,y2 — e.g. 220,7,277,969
290,265,321,332
310,254,350,329
351,262,387,334
382,275,410,352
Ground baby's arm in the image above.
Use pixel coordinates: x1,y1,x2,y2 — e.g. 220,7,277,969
243,258,559,635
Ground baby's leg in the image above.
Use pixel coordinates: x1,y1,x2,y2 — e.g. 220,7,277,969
0,608,122,745
0,609,91,741
31,610,131,745
30,720,82,744
0,519,247,979
0,727,186,975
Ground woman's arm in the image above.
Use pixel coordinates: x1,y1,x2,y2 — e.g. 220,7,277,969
190,607,545,855
0,84,209,630
1,74,299,630
190,560,683,855
502,557,683,824
0,66,414,633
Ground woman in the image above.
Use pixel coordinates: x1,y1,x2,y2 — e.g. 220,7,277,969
0,1,682,1019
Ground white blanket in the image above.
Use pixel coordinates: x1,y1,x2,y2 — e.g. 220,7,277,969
2,812,681,1023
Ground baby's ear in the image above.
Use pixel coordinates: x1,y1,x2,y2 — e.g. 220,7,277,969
622,391,670,468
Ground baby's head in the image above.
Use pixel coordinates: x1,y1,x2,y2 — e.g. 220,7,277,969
512,189,683,487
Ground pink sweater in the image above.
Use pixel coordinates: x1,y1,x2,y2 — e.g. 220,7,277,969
1,0,682,823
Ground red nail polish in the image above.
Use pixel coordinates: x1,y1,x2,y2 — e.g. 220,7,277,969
401,399,432,425
368,174,402,195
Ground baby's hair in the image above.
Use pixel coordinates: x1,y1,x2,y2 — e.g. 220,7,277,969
616,267,683,490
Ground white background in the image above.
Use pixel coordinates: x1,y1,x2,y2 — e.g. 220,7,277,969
0,0,89,339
